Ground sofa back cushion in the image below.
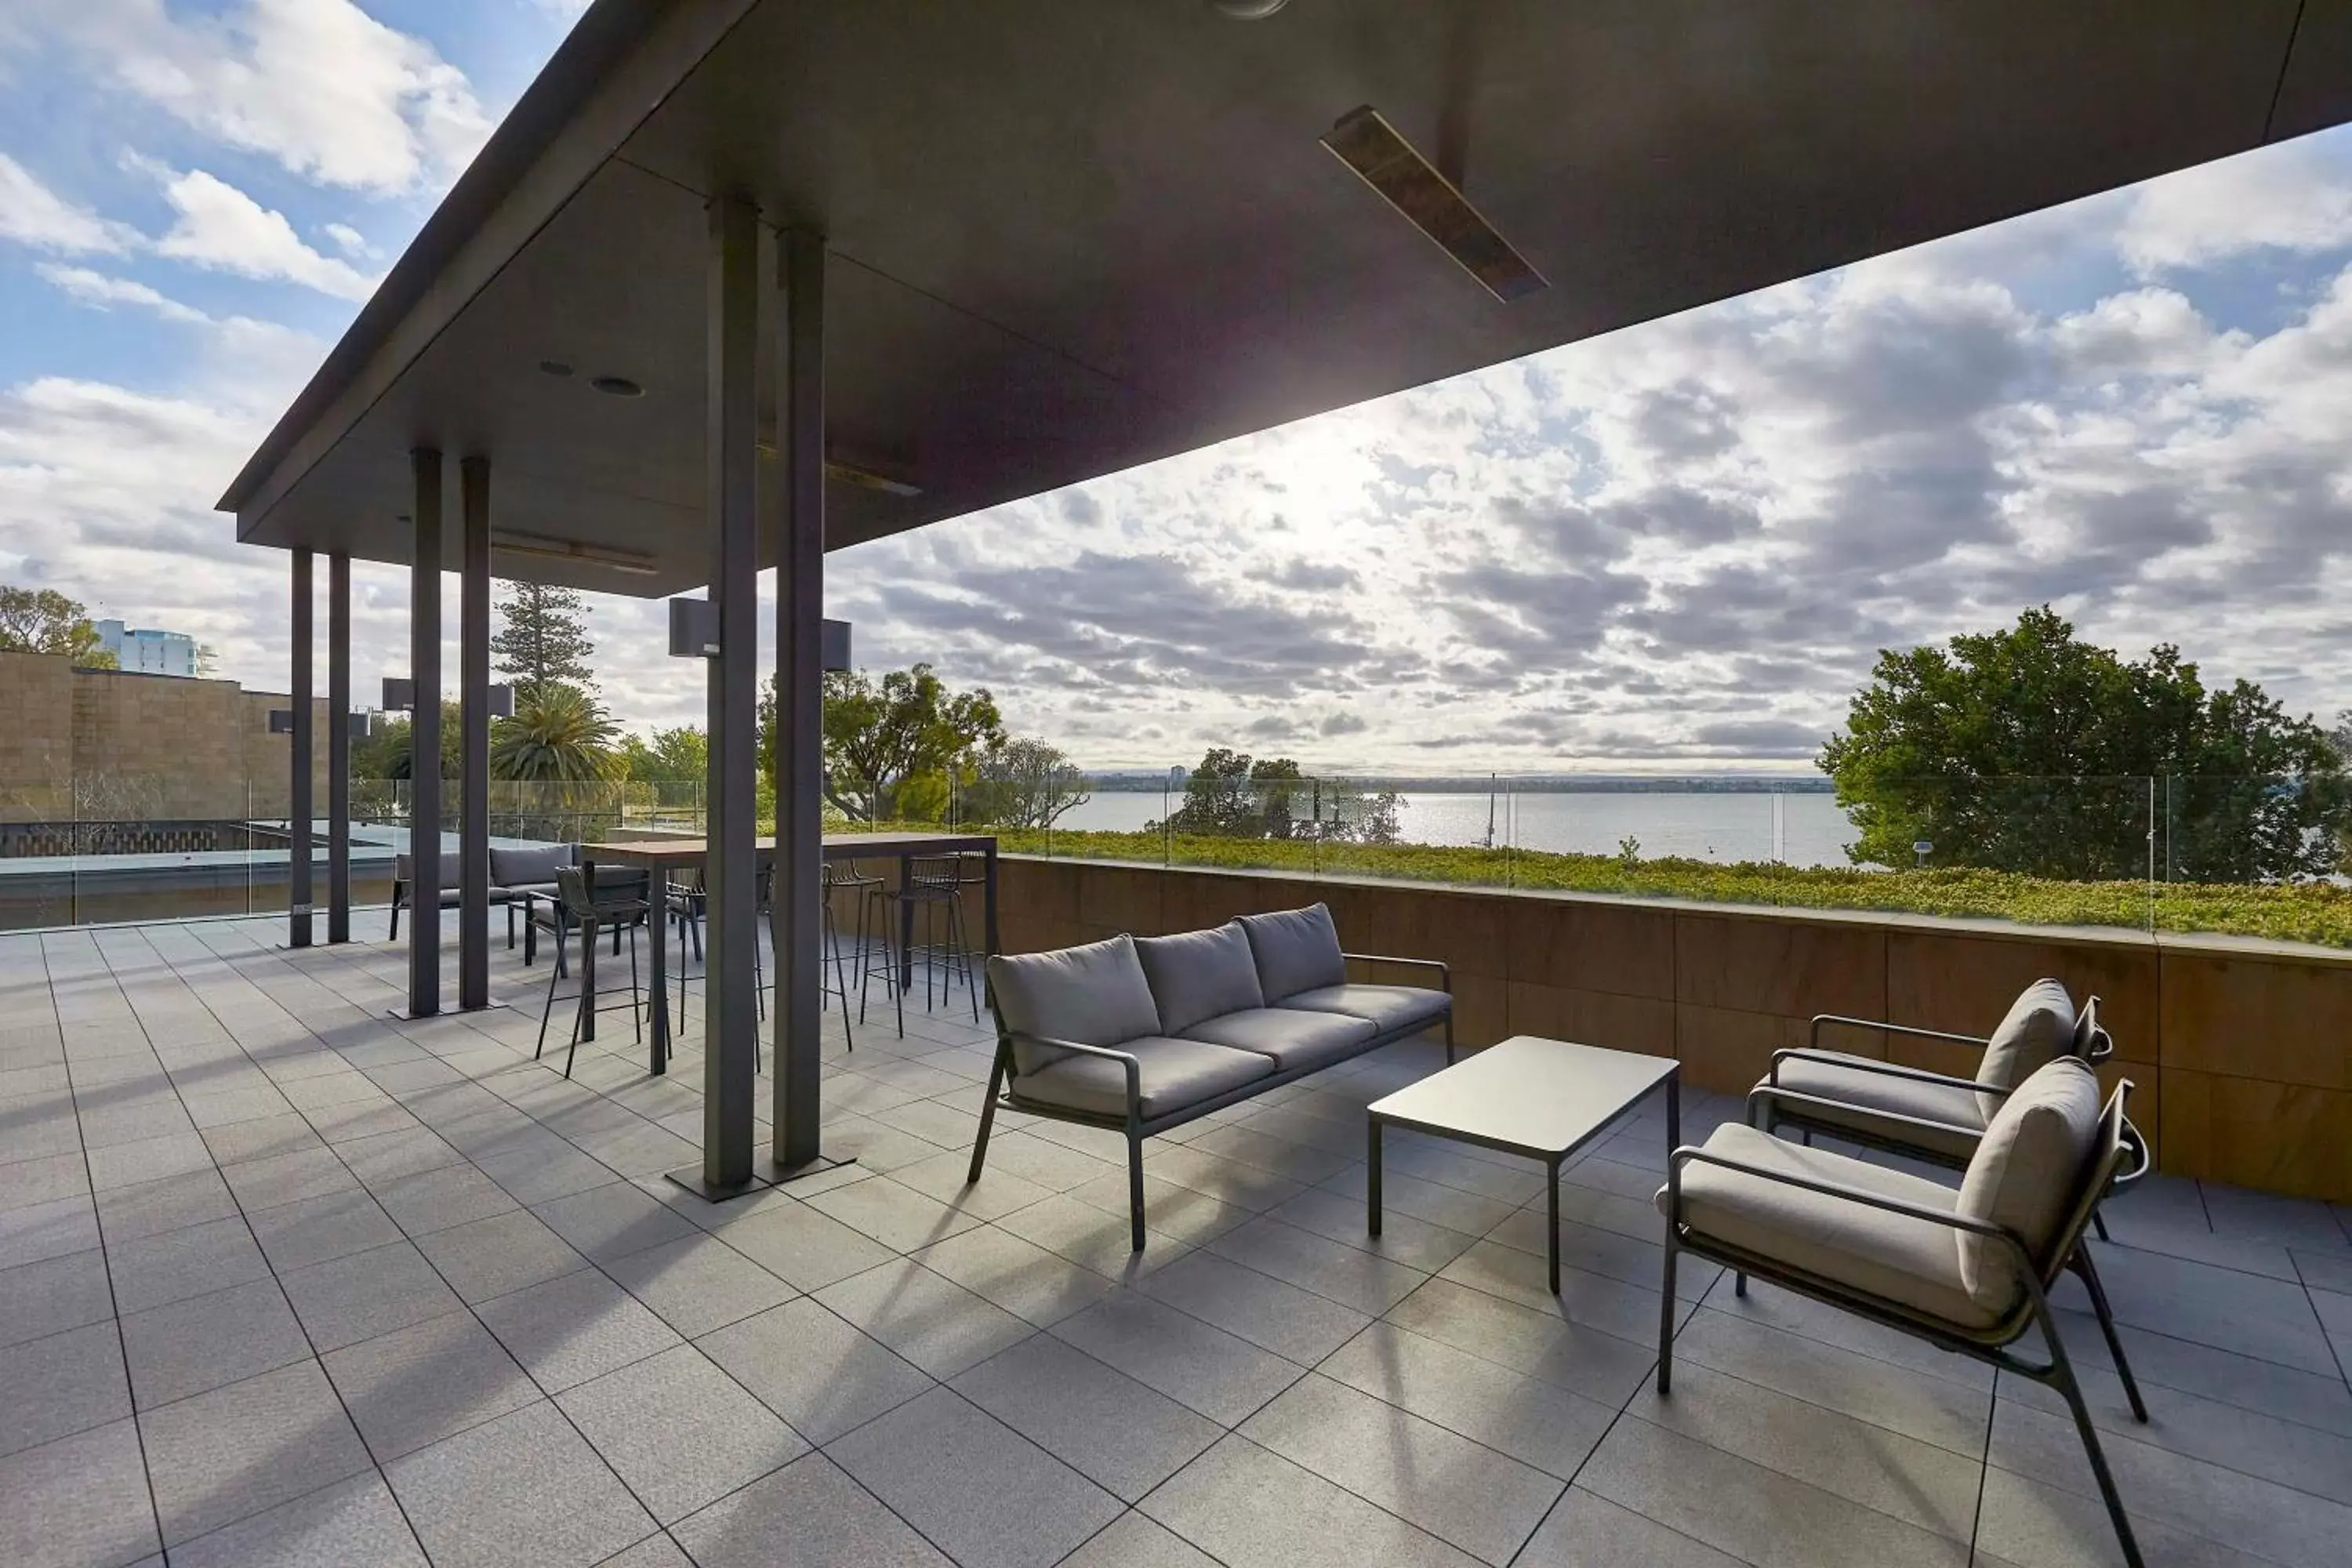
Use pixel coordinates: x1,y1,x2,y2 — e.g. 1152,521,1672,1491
490,843,575,887
1976,978,2076,1120
1134,923,1265,1035
394,850,463,887
1955,1058,2101,1312
989,935,1163,1074
1236,904,1347,1003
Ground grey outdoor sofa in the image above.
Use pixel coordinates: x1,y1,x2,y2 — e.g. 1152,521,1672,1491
968,903,1453,1249
388,844,576,946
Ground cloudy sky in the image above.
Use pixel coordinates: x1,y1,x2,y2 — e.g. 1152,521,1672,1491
5,3,2352,775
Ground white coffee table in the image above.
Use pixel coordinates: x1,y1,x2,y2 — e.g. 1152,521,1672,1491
1367,1034,1679,1294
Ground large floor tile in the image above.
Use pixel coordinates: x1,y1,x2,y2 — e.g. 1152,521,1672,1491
1269,1184,1481,1275
951,1333,1221,1502
93,1168,238,1243
557,1344,806,1523
244,1186,405,1273
220,1146,361,1213
0,1193,99,1270
416,1207,592,1303
2071,1242,2339,1375
279,1240,463,1352
1975,1464,2276,1568
386,1399,657,1568
670,1452,949,1568
0,1419,161,1568
1050,1290,1305,1425
0,1151,90,1211
815,1256,1036,1378
1138,1433,1483,1568
721,1201,901,1291
321,1309,539,1461
0,1319,129,1457
120,1277,310,1410
1383,1277,1659,1407
1315,1321,1617,1479
826,1386,1123,1568
166,1473,427,1568
1515,1488,1744,1568
532,1181,702,1263
1137,1249,1369,1364
1055,1510,1221,1568
598,1231,797,1338
807,1174,988,1252
138,1359,374,1546
474,1266,683,1392
1240,1374,1563,1564
1668,1306,1991,1456
370,1162,521,1236
106,1214,270,1313
1204,1214,1428,1314
909,1223,1116,1327
697,1298,935,1444
992,1193,1196,1279
0,1248,114,1349
1435,1238,1684,1343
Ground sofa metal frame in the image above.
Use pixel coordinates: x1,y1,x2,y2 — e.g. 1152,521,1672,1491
1661,1082,2152,1568
967,952,1453,1250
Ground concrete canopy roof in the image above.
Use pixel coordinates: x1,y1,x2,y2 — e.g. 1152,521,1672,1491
219,0,2352,597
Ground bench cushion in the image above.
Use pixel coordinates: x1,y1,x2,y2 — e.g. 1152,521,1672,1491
1757,1053,1986,1163
989,935,1163,1075
1236,903,1348,1003
1178,1007,1375,1073
1011,1035,1275,1121
1660,1123,1994,1330
490,844,575,888
1956,1058,2100,1312
1279,983,1449,1040
1134,923,1265,1035
1976,979,2075,1120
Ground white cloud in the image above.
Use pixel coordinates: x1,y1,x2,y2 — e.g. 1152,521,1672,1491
151,167,380,301
49,0,493,194
0,153,135,254
34,263,206,324
321,221,371,257
2116,134,2352,275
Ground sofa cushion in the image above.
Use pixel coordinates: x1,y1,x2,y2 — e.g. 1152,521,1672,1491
1976,979,2077,1120
1756,1052,1987,1163
1178,1007,1376,1074
394,850,463,887
1955,1058,2101,1312
1134,922,1265,1036
1658,1123,1994,1330
490,843,575,889
988,936,1162,1074
1236,903,1348,1003
1010,1035,1275,1121
1279,983,1449,1040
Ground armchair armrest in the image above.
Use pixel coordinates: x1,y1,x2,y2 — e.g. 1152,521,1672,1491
1809,1014,1988,1051
1003,1033,1142,1119
1341,953,1451,993
1769,1047,2002,1098
1743,1085,1984,1144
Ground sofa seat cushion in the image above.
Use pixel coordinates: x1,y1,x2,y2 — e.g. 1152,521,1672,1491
988,936,1163,1075
1236,904,1348,1004
1279,983,1449,1040
1658,1123,1997,1331
1010,1036,1275,1121
1757,1054,1986,1163
1135,923,1265,1035
1178,1007,1377,1073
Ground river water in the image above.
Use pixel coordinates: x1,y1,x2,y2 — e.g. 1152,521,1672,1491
1054,789,1861,868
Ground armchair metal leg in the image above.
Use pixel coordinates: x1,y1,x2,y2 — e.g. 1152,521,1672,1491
2070,1246,2149,1422
969,1042,1009,1185
1443,1011,1455,1066
2092,1210,2111,1243
1657,1229,1679,1395
1127,1130,1146,1252
2031,1277,2144,1568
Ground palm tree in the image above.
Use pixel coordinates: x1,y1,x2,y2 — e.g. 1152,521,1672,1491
490,684,621,834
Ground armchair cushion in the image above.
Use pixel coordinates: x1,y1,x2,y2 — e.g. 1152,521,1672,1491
1279,983,1450,1039
1236,903,1348,1003
1178,1007,1377,1073
1010,1036,1274,1121
1955,1058,2101,1312
1976,979,2076,1120
1660,1123,1995,1330
1134,923,1265,1035
490,843,575,889
989,935,1163,1075
1760,1053,1986,1162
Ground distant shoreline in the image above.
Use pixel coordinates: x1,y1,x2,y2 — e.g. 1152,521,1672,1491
1083,775,1838,794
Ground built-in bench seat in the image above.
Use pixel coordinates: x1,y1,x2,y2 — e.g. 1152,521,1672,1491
968,902,1453,1248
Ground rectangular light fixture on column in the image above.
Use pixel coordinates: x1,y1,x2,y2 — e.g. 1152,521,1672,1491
668,597,720,658
1321,104,1547,303
382,677,416,710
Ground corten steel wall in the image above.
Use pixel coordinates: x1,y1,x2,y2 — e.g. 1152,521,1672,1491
978,855,2352,1205
0,652,329,821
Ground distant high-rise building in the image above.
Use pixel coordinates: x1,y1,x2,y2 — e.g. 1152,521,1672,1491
94,619,198,677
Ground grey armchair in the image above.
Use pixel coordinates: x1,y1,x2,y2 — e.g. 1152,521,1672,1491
1659,1058,2151,1568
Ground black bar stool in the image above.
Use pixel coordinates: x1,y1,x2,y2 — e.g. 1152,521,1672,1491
534,864,648,1079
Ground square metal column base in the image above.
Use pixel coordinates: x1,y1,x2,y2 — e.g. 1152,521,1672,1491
383,997,520,1022
768,1153,858,1185
663,1164,775,1203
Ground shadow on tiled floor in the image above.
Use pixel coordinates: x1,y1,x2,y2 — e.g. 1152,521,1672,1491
1,912,2347,1566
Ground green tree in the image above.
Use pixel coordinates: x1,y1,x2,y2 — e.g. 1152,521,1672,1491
1821,607,2348,881
964,736,1091,829
490,582,596,697
619,725,707,782
489,683,621,786
762,664,1005,822
0,586,114,666
354,701,461,781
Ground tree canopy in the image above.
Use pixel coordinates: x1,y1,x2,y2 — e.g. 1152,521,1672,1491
618,725,707,783
763,663,1005,821
491,582,596,695
1158,748,1400,843
963,736,1091,829
489,683,622,786
0,586,114,666
1820,607,2348,881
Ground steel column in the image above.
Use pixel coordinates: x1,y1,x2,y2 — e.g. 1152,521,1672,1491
327,553,350,942
459,457,492,1011
699,194,761,1194
408,449,443,1018
774,227,829,1174
289,550,314,948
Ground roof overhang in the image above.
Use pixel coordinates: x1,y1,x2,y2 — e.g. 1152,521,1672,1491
218,0,2352,597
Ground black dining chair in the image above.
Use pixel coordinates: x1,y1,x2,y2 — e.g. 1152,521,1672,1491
534,864,650,1079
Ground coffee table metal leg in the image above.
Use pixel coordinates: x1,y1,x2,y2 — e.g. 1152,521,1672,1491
1367,1119,1382,1236
1547,1156,1562,1295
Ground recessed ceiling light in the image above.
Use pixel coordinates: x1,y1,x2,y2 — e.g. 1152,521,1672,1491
538,360,574,377
590,376,644,398
1209,0,1288,16
1323,105,1547,303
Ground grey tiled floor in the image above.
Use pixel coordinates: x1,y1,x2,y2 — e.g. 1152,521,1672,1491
2,913,2349,1566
